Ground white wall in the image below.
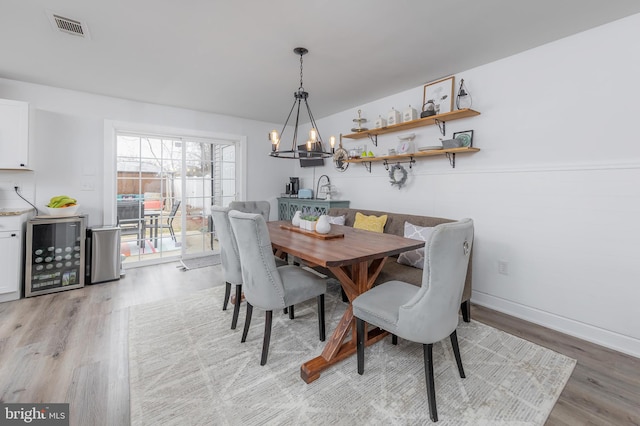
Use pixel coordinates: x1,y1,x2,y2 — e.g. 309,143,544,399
310,14,640,357
0,78,293,224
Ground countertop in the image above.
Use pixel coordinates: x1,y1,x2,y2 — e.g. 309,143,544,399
0,207,34,216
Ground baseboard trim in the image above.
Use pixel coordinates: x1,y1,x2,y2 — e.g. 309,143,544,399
472,291,640,358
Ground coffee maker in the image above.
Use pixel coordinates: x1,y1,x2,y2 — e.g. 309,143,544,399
287,177,300,197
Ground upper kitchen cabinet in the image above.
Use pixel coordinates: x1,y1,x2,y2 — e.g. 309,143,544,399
0,98,30,170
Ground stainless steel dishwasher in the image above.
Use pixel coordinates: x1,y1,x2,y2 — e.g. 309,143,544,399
86,226,121,284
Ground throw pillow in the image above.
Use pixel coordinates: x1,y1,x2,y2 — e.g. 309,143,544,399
397,221,434,269
327,215,346,225
353,212,387,233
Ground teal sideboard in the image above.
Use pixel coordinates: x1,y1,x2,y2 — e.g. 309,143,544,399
277,198,350,220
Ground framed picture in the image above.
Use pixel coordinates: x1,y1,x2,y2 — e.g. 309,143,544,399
453,130,474,148
422,76,455,116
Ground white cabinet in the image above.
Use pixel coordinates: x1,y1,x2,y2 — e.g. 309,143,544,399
0,98,29,169
0,230,22,302
0,210,32,302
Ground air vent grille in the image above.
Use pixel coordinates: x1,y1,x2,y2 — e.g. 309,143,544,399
53,15,85,36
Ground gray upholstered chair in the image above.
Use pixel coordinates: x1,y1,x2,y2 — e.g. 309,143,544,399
210,205,244,329
228,200,271,221
228,210,327,365
353,218,474,422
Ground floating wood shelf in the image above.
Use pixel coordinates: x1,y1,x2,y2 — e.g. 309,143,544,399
342,108,480,140
346,147,480,164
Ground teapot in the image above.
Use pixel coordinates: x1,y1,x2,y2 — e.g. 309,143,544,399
420,100,436,118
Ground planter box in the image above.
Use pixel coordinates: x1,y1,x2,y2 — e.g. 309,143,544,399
299,219,317,231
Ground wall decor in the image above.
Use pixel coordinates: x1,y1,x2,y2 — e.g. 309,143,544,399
389,163,408,188
453,130,474,147
422,76,455,116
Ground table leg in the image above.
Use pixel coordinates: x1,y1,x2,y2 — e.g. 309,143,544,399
300,257,388,383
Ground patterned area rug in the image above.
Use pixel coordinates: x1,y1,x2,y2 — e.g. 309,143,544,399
128,283,575,425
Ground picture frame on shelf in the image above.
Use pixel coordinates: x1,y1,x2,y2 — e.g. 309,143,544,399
422,76,455,116
453,130,474,148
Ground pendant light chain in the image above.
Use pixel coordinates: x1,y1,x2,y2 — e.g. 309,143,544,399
299,52,305,91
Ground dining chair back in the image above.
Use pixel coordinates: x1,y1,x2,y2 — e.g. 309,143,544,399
228,210,326,365
211,206,244,329
228,200,270,221
353,218,474,422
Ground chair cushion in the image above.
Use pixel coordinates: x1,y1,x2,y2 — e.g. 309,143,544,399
278,265,327,306
397,222,434,269
353,212,387,233
327,215,345,225
353,281,418,333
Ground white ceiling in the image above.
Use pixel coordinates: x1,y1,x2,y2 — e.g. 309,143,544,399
2,1,639,124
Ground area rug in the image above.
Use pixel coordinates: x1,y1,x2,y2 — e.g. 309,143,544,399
128,283,576,425
179,254,221,270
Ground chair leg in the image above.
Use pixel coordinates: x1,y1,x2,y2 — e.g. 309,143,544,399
231,284,242,330
450,330,466,378
223,282,231,310
356,317,365,375
317,294,325,341
241,302,253,343
260,311,273,366
391,334,398,345
340,287,349,303
461,300,471,323
288,305,295,319
423,343,437,422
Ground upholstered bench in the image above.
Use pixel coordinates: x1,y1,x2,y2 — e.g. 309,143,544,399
326,207,473,322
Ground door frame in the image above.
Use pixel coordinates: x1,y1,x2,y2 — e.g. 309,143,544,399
103,120,246,265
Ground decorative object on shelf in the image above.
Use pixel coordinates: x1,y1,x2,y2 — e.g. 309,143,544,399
373,115,387,129
441,138,462,149
403,105,418,122
422,76,455,117
418,145,443,151
333,134,349,172
292,210,302,226
389,163,408,188
351,109,368,132
453,130,474,147
268,47,334,160
388,148,397,156
315,174,331,200
396,133,416,154
456,79,472,110
315,215,331,234
387,107,401,126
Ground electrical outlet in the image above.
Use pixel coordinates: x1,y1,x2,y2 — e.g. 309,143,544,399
12,182,21,192
498,260,509,275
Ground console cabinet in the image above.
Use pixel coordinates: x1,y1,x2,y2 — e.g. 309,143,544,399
277,198,350,220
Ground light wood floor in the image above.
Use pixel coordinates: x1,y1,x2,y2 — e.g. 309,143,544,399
0,262,638,425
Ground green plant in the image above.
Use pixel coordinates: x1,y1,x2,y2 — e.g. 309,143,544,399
301,215,319,221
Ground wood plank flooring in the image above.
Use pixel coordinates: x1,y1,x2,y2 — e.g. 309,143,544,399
1,261,638,425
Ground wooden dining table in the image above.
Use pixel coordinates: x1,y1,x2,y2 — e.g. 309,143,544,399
267,220,425,383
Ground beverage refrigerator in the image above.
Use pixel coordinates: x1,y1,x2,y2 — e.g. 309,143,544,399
25,215,86,297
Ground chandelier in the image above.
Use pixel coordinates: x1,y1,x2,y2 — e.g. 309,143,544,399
269,47,335,159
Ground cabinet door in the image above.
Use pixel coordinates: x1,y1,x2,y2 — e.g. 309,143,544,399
0,231,21,296
0,99,29,169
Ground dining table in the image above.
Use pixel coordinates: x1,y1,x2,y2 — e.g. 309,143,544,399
267,220,425,383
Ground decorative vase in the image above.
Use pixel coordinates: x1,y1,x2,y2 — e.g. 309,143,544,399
316,215,331,234
292,211,301,226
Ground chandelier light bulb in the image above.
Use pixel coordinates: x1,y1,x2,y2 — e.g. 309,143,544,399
307,140,312,151
309,128,318,142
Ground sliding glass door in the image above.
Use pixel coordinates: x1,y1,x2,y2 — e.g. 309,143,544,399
116,133,237,265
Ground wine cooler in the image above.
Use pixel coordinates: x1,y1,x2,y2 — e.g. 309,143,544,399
25,215,86,297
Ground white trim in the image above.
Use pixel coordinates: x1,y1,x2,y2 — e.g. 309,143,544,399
411,161,640,176
472,290,640,358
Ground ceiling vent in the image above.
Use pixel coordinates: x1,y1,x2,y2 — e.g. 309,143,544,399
47,11,91,39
